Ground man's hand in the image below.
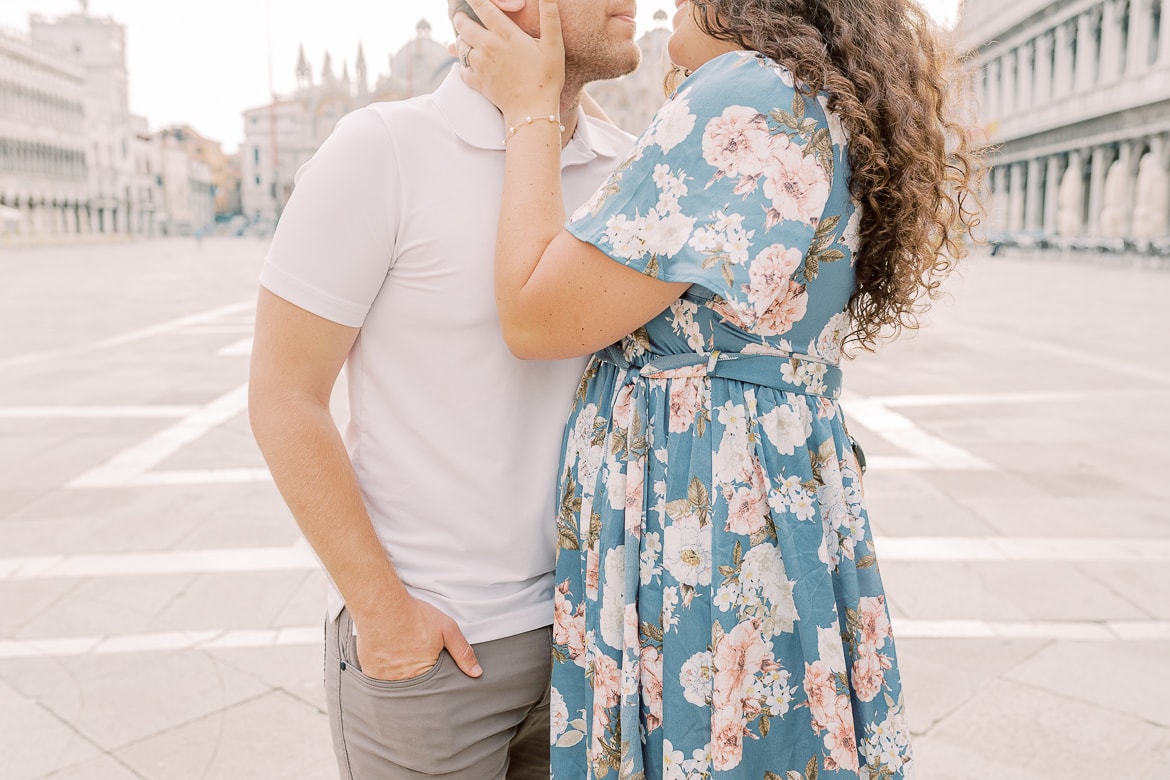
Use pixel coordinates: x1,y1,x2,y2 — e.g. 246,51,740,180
352,596,483,681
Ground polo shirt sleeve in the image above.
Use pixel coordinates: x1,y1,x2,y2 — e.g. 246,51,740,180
259,107,400,328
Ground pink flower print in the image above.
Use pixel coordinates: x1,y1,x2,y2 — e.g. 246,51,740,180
802,660,840,732
722,483,768,536
611,385,634,431
641,645,665,733
762,140,831,228
702,106,775,183
624,460,645,536
858,595,892,650
745,244,803,316
755,281,809,336
553,580,587,662
585,546,600,600
668,378,703,433
823,714,861,773
713,619,770,710
592,652,622,709
851,646,892,702
710,705,748,772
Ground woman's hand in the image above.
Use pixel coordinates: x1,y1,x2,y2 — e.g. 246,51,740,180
454,0,565,127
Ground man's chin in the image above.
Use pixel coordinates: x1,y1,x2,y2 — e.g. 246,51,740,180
568,49,642,84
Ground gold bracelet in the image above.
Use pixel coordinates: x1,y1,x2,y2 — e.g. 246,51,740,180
503,115,565,146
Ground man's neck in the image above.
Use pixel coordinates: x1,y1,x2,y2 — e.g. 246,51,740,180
557,83,584,149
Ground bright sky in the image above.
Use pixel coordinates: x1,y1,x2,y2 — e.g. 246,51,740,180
2,0,962,154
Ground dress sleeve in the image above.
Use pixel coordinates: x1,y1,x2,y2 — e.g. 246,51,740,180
566,52,840,328
259,107,401,328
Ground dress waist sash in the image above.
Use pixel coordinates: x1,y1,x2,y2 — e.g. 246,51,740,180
594,344,843,401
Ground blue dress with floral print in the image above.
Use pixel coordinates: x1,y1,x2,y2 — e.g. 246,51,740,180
548,52,914,779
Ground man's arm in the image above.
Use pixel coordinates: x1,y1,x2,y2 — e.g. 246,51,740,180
248,288,482,680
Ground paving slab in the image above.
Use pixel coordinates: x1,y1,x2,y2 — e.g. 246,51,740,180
0,677,103,780
116,690,335,780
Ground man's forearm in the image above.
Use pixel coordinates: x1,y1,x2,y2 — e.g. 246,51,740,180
251,394,409,619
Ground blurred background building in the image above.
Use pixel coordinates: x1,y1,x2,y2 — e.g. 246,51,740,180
241,15,675,224
959,0,1170,252
3,7,675,242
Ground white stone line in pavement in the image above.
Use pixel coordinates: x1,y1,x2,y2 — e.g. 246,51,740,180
217,337,253,356
174,324,254,335
68,384,250,488
0,543,317,580
3,620,1166,660
2,536,1167,583
130,467,272,486
867,391,1093,408
0,300,254,370
0,406,199,419
0,627,323,660
892,620,1170,641
875,536,1170,561
841,399,993,470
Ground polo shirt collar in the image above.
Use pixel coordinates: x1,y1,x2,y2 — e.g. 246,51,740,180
431,65,625,163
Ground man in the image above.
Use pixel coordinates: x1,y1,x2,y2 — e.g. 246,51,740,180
247,1,641,777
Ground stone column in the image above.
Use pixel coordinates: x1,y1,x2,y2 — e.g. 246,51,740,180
1076,7,1101,92
1009,162,1027,233
1053,22,1074,97
1088,146,1109,234
1062,149,1085,235
1160,0,1170,64
1002,49,1018,116
1100,0,1122,83
1026,158,1045,231
1017,40,1035,108
988,58,1002,120
1127,0,1151,73
1035,32,1055,105
1045,154,1067,234
1121,139,1142,235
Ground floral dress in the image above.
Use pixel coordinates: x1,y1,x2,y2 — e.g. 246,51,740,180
549,52,913,779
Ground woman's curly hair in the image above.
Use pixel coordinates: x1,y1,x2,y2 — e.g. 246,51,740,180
691,0,985,351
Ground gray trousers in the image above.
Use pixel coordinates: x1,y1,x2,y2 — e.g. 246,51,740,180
325,607,552,779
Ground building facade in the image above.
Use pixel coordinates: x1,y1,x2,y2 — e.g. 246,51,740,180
0,23,88,237
242,17,678,224
959,0,1170,248
241,22,453,224
2,8,231,241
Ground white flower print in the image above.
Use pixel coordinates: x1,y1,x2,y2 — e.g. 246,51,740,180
688,210,754,266
550,686,569,744
817,94,849,148
669,298,706,353
840,202,862,254
811,311,851,364
640,531,662,585
653,163,690,212
741,543,798,636
817,624,848,673
599,545,625,650
648,90,697,153
759,400,813,456
663,512,711,588
680,650,714,707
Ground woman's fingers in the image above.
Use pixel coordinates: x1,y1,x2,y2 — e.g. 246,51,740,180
463,0,514,33
538,0,563,50
452,12,491,50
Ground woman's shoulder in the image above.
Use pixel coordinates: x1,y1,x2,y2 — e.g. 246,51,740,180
683,51,802,105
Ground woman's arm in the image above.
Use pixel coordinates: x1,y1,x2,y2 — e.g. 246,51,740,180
457,0,687,359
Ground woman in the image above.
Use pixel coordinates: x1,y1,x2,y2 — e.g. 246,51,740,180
456,0,981,776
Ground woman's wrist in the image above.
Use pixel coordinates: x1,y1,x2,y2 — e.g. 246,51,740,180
503,113,565,146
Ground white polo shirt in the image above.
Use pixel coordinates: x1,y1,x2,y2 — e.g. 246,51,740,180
260,67,634,644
